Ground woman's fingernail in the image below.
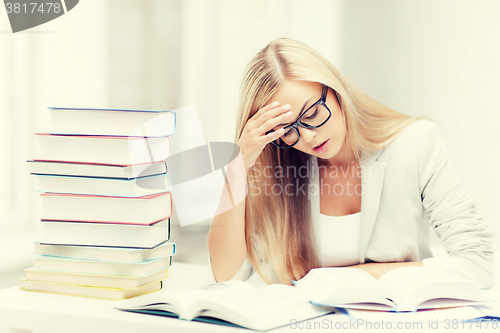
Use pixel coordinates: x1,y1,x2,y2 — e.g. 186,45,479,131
282,104,291,111
272,101,279,107
285,111,293,117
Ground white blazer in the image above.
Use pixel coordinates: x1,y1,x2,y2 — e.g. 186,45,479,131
210,119,495,288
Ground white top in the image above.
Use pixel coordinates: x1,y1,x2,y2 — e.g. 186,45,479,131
318,212,361,267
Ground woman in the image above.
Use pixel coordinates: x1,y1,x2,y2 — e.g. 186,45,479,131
207,38,494,289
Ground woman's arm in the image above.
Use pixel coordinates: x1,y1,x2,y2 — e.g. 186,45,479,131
352,122,494,286
207,158,250,282
416,122,494,288
208,102,291,282
350,261,423,279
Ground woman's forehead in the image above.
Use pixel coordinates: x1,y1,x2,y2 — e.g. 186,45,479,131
271,81,322,105
269,81,324,130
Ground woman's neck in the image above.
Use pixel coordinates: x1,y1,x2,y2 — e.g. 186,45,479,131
319,141,356,168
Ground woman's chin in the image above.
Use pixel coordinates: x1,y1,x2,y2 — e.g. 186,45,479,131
314,140,345,161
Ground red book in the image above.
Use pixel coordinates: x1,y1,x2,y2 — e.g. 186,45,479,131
41,192,172,225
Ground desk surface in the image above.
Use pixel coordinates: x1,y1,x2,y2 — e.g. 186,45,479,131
1,262,500,333
0,262,343,333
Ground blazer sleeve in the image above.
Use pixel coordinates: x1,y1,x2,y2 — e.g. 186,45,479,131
207,252,255,282
419,122,495,289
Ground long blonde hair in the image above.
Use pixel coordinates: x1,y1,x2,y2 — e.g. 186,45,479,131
236,38,421,284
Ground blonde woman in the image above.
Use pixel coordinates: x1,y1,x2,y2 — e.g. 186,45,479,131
207,38,494,289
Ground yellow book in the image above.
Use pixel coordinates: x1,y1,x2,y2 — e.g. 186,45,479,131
24,267,168,289
20,279,162,300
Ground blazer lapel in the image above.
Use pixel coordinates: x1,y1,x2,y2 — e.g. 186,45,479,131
358,149,386,263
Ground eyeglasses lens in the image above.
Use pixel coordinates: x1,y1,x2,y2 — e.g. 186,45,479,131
274,104,330,147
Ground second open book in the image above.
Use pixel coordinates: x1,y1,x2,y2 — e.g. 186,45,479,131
293,266,489,312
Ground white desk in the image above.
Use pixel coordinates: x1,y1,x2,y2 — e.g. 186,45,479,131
1,262,500,333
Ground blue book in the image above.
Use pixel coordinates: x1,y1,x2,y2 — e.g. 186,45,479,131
35,173,172,197
48,107,176,137
34,240,176,263
28,160,167,179
35,133,171,165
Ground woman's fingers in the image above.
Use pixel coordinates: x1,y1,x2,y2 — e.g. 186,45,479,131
255,104,292,133
259,110,293,135
252,101,280,120
263,127,286,144
237,101,292,172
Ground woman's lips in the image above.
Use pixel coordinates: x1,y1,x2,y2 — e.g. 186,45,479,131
313,139,329,153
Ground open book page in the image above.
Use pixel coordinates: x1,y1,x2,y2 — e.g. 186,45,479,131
346,305,486,324
118,281,332,331
473,303,500,320
119,280,252,319
378,267,489,311
195,284,332,331
293,268,401,310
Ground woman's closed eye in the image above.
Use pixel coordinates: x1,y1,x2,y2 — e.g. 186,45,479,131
304,107,318,120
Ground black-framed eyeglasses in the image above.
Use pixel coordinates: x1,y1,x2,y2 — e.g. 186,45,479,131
266,85,332,149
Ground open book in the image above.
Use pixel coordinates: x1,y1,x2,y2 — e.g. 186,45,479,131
117,280,332,331
293,267,489,312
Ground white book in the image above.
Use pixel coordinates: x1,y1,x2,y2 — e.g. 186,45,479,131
36,173,172,197
35,133,170,165
24,267,168,289
41,192,172,225
118,281,332,331
33,241,176,263
293,267,489,312
33,254,173,276
41,219,170,248
28,160,167,179
49,107,176,137
21,279,163,300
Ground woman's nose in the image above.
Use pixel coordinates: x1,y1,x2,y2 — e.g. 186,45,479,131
298,127,316,144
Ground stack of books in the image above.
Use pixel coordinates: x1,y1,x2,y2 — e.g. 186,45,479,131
22,107,176,300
